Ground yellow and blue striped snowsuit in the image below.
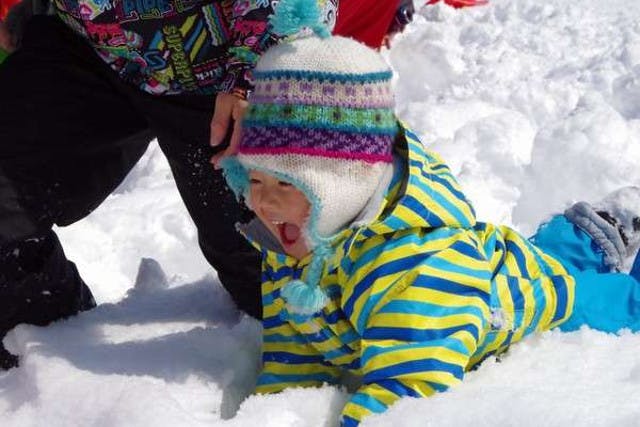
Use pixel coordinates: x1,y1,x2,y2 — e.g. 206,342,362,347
249,127,576,426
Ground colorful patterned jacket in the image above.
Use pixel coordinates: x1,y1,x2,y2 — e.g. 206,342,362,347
246,126,575,426
51,0,336,95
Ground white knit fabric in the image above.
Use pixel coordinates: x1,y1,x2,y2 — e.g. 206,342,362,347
255,36,391,74
238,153,389,238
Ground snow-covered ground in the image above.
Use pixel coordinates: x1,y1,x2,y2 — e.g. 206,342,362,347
3,0,640,425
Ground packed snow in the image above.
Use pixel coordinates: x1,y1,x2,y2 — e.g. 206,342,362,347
3,0,640,425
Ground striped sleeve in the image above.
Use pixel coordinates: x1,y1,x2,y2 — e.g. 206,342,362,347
256,318,342,393
340,232,492,426
256,282,342,393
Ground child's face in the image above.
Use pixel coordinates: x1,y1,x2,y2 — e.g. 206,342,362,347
248,170,311,259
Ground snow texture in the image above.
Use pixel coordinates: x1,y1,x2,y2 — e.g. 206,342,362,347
2,0,640,425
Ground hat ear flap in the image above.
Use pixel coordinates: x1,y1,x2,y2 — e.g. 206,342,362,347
220,157,250,202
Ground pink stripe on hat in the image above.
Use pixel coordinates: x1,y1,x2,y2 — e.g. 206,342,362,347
237,146,394,163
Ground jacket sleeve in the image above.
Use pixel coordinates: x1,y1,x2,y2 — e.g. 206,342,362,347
255,255,342,394
222,1,278,91
339,231,493,426
255,312,343,394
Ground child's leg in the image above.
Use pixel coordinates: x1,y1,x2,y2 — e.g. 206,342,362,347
532,187,640,273
631,252,640,281
558,270,640,333
530,215,607,274
531,214,640,333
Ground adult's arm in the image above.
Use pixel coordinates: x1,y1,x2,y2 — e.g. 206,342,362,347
210,0,280,164
210,0,342,166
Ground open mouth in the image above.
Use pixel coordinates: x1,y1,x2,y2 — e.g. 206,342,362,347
275,222,301,246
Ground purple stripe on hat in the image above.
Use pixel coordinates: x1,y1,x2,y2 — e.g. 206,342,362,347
250,92,394,109
238,147,393,164
241,126,394,158
251,79,394,109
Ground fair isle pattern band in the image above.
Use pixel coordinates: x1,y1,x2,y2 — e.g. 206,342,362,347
251,79,395,108
240,126,394,161
252,69,393,83
242,66,397,167
244,104,398,134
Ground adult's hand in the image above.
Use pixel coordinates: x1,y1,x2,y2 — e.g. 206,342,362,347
210,91,249,169
0,21,15,53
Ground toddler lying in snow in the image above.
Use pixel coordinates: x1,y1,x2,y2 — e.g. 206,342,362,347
220,2,640,425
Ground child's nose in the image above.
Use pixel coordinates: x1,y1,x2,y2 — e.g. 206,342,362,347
260,191,281,209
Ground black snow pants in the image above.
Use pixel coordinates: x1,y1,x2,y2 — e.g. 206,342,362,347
0,16,262,359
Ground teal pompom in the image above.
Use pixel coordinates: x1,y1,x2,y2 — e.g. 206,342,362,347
270,0,330,39
281,279,328,315
280,243,332,315
220,156,249,201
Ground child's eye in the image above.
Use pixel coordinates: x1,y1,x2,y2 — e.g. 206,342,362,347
278,181,293,187
249,178,262,185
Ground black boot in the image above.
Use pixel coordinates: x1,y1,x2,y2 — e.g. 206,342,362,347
0,231,96,370
0,340,19,370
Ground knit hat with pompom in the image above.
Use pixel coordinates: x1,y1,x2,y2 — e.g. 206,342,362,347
222,0,398,315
